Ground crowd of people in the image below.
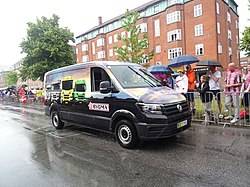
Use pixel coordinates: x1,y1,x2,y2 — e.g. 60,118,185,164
0,85,45,103
156,62,250,124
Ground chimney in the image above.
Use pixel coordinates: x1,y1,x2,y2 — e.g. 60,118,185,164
98,16,102,25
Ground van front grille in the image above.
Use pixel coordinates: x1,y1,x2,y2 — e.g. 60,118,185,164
161,101,189,117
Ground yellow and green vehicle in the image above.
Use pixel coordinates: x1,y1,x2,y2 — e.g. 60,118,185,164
73,80,86,103
61,76,73,104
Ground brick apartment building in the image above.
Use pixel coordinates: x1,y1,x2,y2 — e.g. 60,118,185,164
76,0,239,70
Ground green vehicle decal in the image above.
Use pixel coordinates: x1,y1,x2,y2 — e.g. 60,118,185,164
73,80,86,103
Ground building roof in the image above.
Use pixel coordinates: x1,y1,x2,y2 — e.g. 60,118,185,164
76,0,238,39
76,0,160,38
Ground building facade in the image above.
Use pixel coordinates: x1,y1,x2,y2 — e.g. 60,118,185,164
76,0,239,69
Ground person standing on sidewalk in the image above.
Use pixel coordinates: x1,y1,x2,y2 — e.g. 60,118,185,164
243,64,250,122
197,75,213,125
186,64,196,115
224,63,242,123
207,66,223,118
175,69,188,97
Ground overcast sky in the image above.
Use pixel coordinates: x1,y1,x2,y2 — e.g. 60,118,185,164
0,0,248,70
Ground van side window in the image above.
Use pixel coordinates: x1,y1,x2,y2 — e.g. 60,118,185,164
52,83,60,90
91,67,110,92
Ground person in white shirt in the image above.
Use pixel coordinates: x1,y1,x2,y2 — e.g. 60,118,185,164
207,66,223,118
175,69,188,97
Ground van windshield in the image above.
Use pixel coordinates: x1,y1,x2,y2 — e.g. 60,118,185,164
62,80,73,90
109,65,162,88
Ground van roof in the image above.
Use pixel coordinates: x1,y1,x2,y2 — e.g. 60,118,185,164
45,61,141,76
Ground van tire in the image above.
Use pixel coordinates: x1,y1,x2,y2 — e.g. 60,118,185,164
51,110,64,129
115,120,138,149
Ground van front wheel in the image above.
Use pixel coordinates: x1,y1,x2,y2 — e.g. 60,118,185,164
51,110,64,129
115,120,138,149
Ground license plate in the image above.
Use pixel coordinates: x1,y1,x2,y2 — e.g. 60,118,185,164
177,120,187,129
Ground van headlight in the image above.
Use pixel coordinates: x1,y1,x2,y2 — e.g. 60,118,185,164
137,103,162,115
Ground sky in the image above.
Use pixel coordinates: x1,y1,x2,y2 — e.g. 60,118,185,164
0,0,248,70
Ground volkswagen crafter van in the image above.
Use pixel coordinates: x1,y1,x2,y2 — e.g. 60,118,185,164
44,61,191,148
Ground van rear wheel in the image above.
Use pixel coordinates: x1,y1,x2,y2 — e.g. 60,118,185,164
115,120,138,149
51,110,64,129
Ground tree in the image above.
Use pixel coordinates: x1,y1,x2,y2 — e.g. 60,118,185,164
20,14,75,81
5,71,18,86
240,1,250,57
113,9,154,65
240,27,250,57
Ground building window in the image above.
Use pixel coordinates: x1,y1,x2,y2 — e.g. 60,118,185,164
156,45,161,53
114,34,118,43
195,44,204,55
76,48,78,54
141,54,149,64
97,51,105,59
236,20,239,29
167,11,181,24
139,23,147,33
82,55,89,62
140,11,146,18
121,31,126,38
109,49,113,57
227,12,231,23
237,50,239,59
92,42,95,55
114,50,118,56
168,29,181,42
168,48,182,59
154,19,160,37
229,47,232,56
99,28,104,34
236,35,239,44
216,2,220,14
195,24,203,36
108,36,113,44
218,43,222,54
97,38,105,47
217,22,220,34
82,44,88,52
228,29,232,40
154,5,159,13
194,4,202,17
168,0,182,6
128,31,131,38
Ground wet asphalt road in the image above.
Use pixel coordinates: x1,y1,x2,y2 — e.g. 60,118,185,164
0,103,250,187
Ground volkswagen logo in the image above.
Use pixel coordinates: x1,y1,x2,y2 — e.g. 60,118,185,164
177,104,182,112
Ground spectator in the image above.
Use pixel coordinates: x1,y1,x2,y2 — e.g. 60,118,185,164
207,66,223,118
197,75,213,125
175,69,188,97
157,76,167,86
186,64,196,114
224,63,242,123
243,64,250,122
166,72,174,89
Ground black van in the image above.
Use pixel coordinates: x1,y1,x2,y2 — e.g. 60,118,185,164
44,61,191,148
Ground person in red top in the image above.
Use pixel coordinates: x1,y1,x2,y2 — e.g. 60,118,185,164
186,64,196,114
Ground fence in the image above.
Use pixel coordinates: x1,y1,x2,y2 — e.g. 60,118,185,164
0,94,44,105
1,90,250,127
191,91,250,127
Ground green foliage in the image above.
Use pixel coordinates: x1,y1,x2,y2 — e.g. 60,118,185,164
5,71,18,86
240,28,250,57
113,9,154,64
20,14,76,81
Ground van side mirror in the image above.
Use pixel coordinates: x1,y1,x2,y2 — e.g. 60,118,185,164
100,81,112,94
